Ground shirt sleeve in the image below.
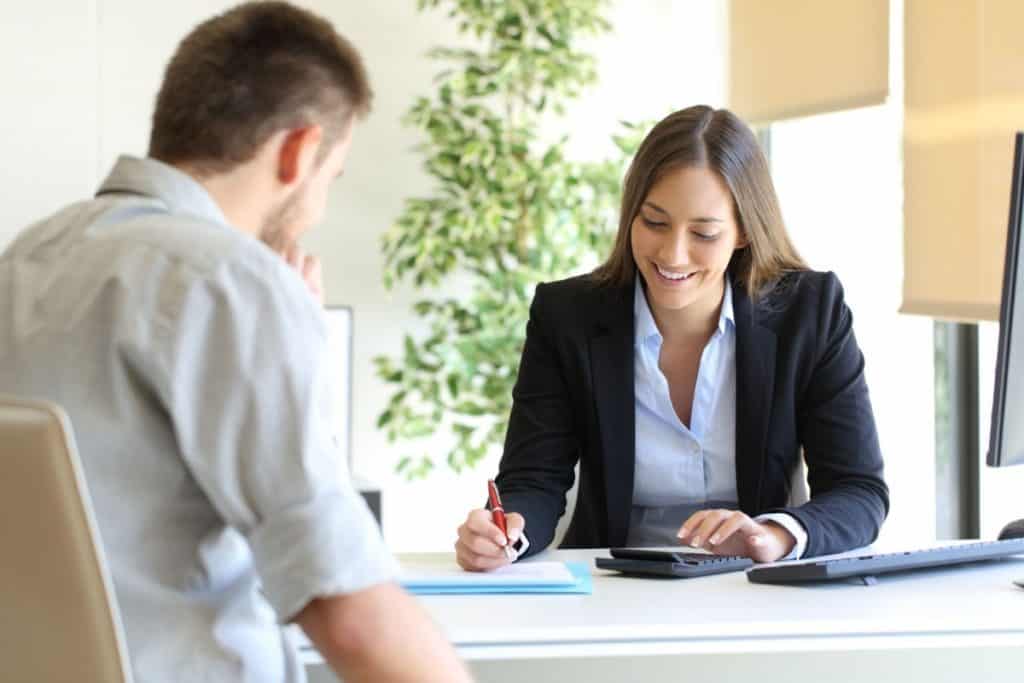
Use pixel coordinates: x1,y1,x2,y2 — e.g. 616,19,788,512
155,257,397,622
755,512,808,560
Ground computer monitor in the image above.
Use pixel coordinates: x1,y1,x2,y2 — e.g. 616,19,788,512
987,132,1024,468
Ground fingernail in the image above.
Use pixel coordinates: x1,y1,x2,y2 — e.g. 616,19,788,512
710,535,720,545
751,535,764,545
677,529,689,539
496,536,507,546
691,536,702,546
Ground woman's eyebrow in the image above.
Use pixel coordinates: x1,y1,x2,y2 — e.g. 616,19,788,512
643,201,669,215
644,201,723,224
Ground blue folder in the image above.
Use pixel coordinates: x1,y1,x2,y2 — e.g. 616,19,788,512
403,561,592,595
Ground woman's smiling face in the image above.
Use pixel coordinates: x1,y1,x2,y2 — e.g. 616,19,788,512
630,164,746,321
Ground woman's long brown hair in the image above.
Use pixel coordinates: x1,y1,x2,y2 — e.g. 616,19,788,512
592,105,806,297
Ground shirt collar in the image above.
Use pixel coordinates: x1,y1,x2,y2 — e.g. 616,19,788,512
633,274,735,348
95,155,230,227
634,276,661,348
719,276,735,335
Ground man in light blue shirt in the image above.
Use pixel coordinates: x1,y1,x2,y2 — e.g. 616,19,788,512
0,3,469,682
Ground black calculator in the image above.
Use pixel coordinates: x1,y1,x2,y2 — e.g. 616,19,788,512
595,548,754,578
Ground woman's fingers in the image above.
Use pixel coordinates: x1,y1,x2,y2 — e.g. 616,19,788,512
465,508,510,547
707,512,760,548
690,509,733,548
455,508,523,571
455,542,510,572
505,512,525,542
456,525,501,556
678,509,764,555
676,510,708,543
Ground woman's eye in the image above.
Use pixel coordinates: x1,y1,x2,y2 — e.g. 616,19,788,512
642,217,667,229
693,232,718,241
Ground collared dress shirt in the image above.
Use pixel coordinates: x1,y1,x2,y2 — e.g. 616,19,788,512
0,156,397,682
628,276,808,558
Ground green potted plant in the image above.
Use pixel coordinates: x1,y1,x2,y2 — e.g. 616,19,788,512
375,0,640,478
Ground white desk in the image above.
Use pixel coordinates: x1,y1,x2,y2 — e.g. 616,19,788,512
303,547,1024,683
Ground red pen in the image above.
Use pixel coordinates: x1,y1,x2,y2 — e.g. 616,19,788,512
487,479,510,550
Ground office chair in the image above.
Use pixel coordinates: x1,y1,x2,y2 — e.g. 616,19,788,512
0,395,133,682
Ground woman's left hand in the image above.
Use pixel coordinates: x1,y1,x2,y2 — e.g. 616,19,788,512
677,509,795,563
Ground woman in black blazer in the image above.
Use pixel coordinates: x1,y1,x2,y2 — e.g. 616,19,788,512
456,105,888,570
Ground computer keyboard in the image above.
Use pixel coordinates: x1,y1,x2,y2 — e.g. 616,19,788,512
746,537,1024,584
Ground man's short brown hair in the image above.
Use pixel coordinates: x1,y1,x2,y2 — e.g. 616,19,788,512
149,1,371,174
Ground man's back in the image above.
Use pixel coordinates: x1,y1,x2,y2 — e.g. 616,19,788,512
0,157,395,681
1,3,475,680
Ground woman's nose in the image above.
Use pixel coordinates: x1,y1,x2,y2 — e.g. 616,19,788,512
657,230,691,266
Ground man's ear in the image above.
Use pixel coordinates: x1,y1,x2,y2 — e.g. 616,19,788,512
277,125,323,186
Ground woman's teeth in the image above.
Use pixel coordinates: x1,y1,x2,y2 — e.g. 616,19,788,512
656,265,694,281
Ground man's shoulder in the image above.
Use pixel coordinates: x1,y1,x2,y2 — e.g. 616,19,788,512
7,193,275,274
112,206,318,324
102,199,279,279
102,194,292,291
5,193,309,324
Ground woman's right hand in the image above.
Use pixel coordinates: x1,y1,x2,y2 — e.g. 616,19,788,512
455,509,526,572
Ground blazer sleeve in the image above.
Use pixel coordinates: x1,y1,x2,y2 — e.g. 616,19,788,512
777,273,890,557
495,284,580,557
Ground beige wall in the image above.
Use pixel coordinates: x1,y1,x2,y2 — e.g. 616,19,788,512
0,0,99,244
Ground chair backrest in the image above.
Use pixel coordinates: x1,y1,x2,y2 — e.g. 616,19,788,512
0,395,133,683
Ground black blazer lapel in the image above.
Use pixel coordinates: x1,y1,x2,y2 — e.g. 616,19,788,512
588,283,634,548
733,280,777,513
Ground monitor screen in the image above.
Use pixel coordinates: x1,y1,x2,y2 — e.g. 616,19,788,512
987,132,1024,467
